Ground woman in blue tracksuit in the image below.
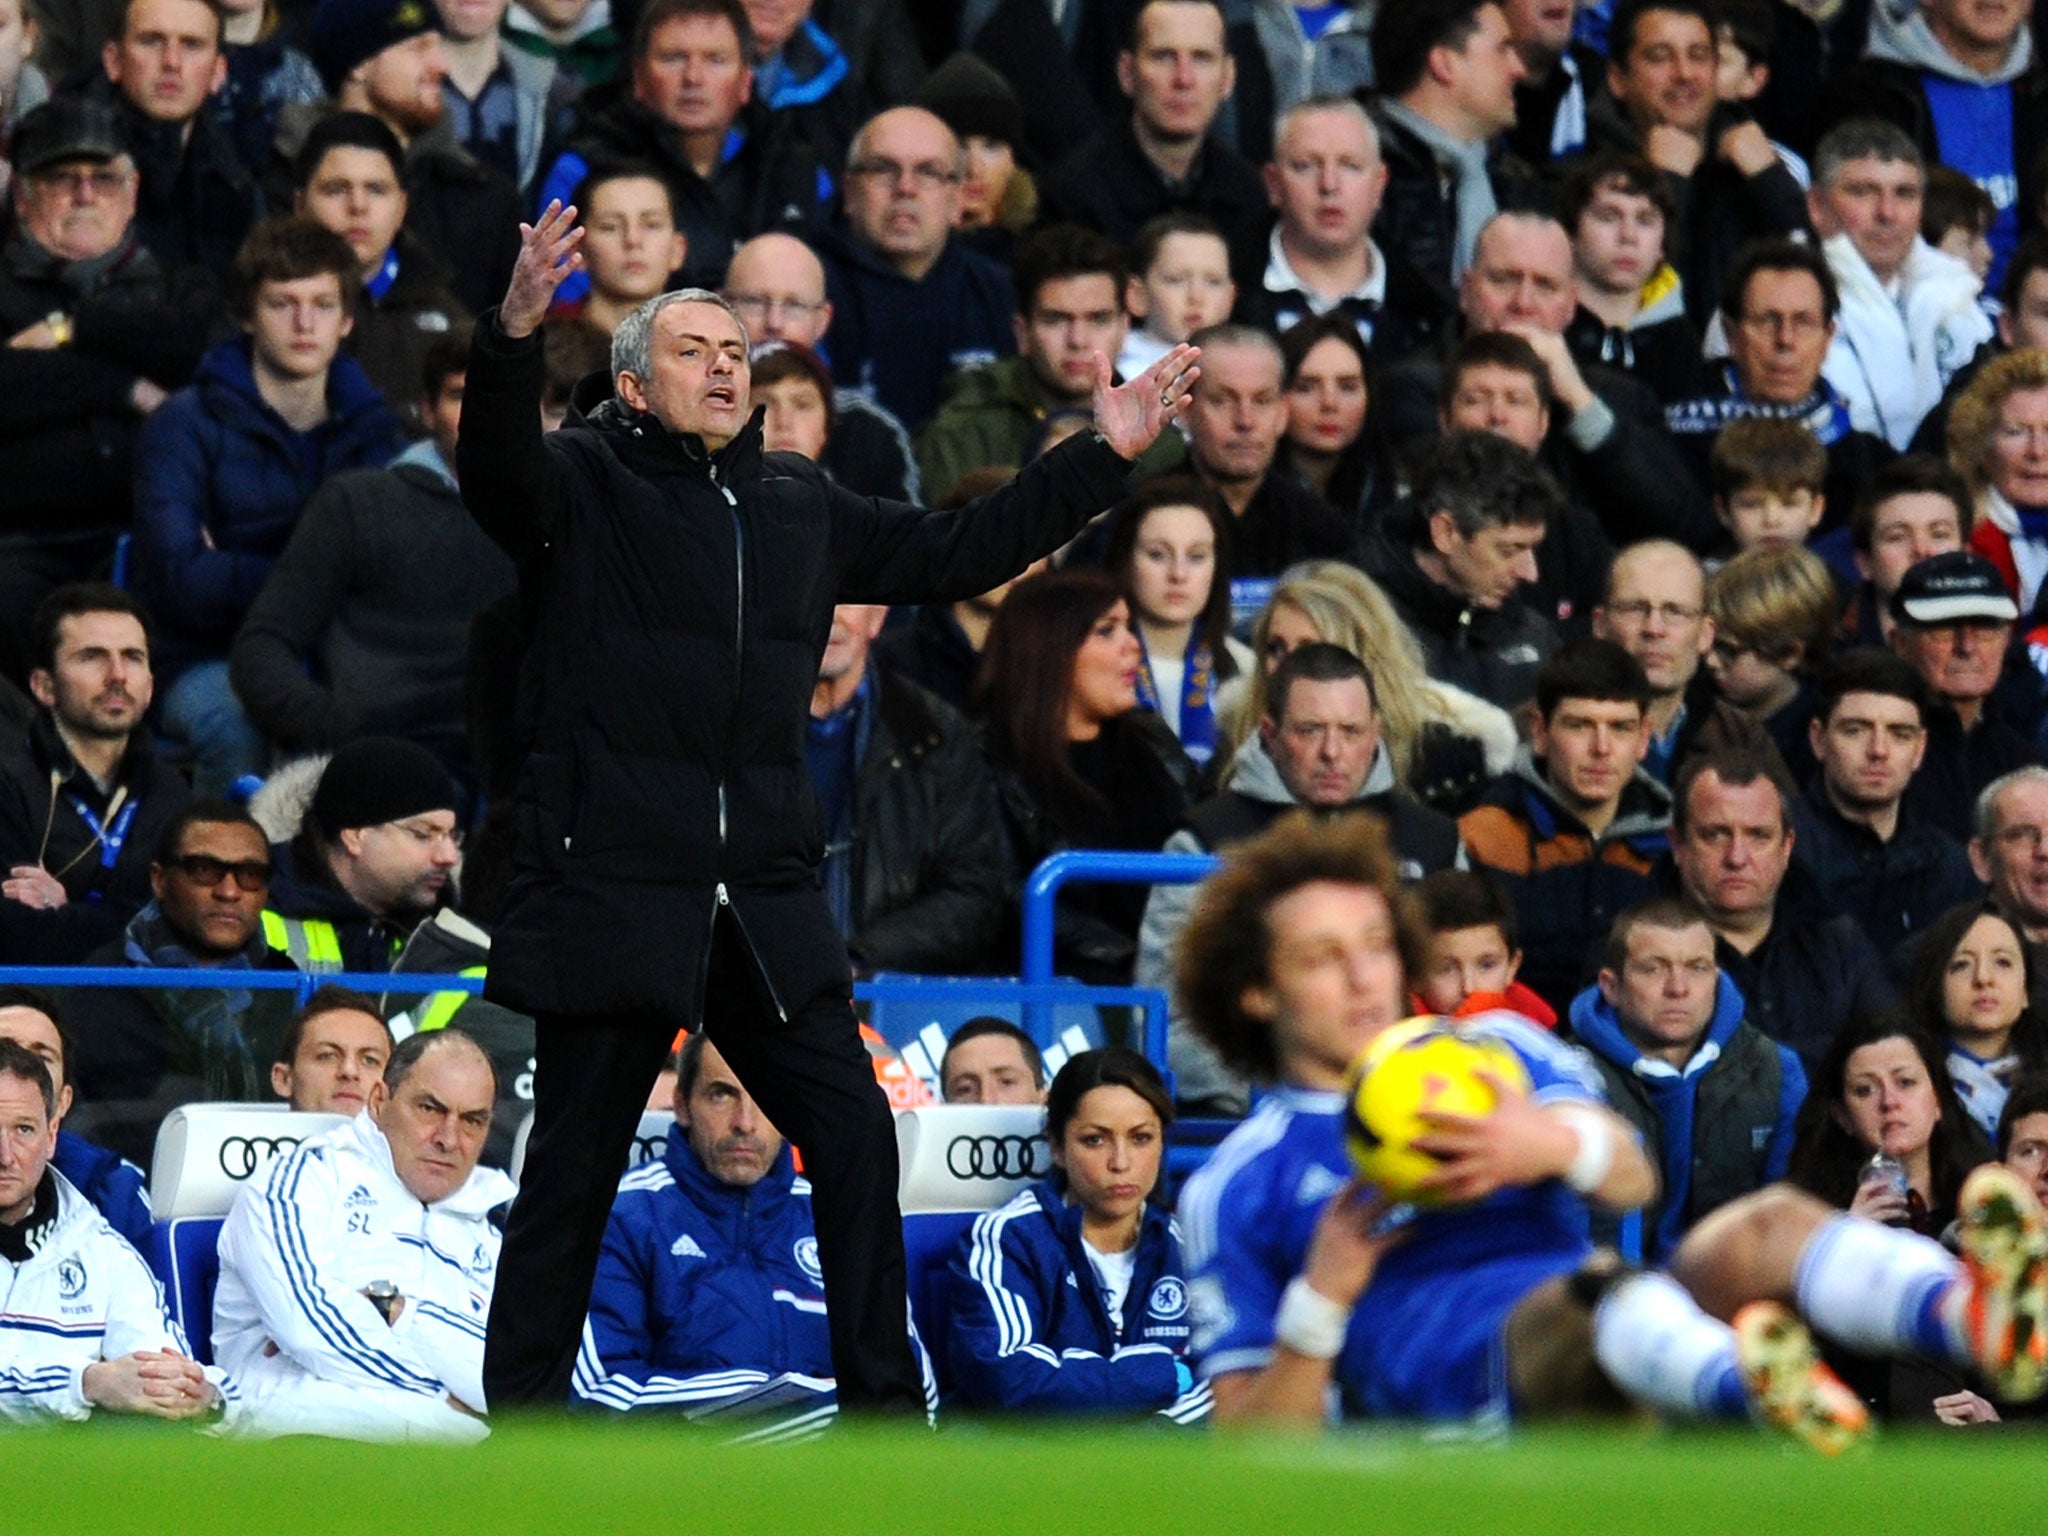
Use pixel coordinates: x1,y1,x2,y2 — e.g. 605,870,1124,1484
946,1047,1210,1420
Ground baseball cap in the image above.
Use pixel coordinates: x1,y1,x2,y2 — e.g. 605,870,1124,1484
11,98,128,178
1888,550,2020,627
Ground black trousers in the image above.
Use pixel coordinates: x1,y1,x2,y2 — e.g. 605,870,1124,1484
483,913,924,1412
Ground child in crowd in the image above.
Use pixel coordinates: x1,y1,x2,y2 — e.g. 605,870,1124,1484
1710,417,1828,557
1925,165,1998,289
1704,544,1838,783
547,162,686,336
1407,868,1556,1029
1712,0,1809,184
1119,212,1236,382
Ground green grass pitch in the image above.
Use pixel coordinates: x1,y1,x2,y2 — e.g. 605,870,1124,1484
16,1419,2048,1535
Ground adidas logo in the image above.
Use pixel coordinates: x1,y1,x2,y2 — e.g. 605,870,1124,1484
343,1185,375,1211
670,1234,707,1259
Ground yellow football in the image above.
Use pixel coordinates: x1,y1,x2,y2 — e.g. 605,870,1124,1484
1341,1017,1533,1204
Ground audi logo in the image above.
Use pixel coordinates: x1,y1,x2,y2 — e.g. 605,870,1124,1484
945,1133,1050,1182
217,1135,306,1179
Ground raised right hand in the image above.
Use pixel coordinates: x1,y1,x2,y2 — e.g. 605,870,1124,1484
500,200,585,340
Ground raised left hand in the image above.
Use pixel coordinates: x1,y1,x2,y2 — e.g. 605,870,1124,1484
1092,342,1200,461
1410,1072,1576,1205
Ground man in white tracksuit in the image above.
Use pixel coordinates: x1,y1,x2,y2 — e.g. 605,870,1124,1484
213,1028,513,1442
0,1040,230,1424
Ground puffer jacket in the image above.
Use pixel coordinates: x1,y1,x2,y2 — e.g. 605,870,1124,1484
133,339,406,682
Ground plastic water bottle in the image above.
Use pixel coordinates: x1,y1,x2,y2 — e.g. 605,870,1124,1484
1859,1153,1910,1225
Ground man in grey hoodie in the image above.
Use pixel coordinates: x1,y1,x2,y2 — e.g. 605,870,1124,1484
1820,0,2044,291
1135,641,1465,1114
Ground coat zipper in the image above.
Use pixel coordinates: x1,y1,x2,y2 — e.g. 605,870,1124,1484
703,460,789,1025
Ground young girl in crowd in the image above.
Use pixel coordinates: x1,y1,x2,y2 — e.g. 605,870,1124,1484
1275,314,1395,529
1101,477,1251,770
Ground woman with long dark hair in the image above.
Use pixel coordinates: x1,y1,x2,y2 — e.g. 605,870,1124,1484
1101,477,1253,770
1788,1014,1989,1236
1275,315,1394,528
1907,901,2048,1141
973,570,1198,982
946,1047,1208,1419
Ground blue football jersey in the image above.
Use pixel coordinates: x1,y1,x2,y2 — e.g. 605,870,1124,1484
1181,1016,1614,1421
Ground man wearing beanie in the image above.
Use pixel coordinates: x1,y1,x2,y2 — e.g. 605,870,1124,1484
263,735,464,972
74,0,259,277
306,0,523,316
459,203,1199,1414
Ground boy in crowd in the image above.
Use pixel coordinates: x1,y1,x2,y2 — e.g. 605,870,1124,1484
1711,418,1828,557
547,162,686,336
1704,545,1838,783
1119,212,1236,382
1560,151,1705,405
1925,165,1997,287
1407,868,1556,1028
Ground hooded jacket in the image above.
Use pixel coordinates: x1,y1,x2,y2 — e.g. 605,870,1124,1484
134,339,407,683
914,355,1184,500
946,1178,1210,1419
49,1129,154,1256
213,1109,514,1441
1820,7,2046,277
572,1126,835,1415
457,311,1137,1025
1567,973,1804,1261
1138,733,1467,1114
228,438,516,774
1820,231,1993,451
1562,264,1711,406
1228,0,1377,164
1459,750,1672,1012
0,1167,232,1423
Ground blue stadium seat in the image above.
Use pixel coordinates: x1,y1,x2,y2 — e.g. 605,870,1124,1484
902,1211,974,1395
148,1217,225,1365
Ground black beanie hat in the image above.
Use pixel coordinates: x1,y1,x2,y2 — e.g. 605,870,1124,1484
312,736,458,836
917,52,1024,151
309,0,439,94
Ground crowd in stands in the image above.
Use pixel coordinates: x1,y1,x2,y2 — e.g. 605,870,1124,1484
12,0,2048,1441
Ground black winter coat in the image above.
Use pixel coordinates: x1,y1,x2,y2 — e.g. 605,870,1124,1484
844,665,1011,975
458,314,1135,1025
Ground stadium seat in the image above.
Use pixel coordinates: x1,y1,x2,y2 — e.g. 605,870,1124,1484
895,1104,1051,1395
145,1105,348,1364
508,1108,674,1185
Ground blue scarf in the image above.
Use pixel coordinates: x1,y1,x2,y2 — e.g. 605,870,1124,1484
1665,366,1854,446
1134,631,1216,764
2013,502,2048,543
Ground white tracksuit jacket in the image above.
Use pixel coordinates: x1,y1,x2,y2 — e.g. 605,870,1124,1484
1,1168,232,1422
212,1110,515,1442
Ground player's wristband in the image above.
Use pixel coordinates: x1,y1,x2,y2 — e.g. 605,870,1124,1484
1274,1277,1351,1360
1554,1104,1617,1195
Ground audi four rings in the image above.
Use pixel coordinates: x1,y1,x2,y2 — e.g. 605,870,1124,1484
217,1136,307,1179
945,1133,1050,1181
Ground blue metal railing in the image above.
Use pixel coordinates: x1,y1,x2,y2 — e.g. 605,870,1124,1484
1018,849,1217,1036
0,967,485,1003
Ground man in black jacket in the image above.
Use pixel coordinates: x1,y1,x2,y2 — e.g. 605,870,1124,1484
0,585,191,965
1036,0,1267,286
0,98,213,686
459,199,1199,1410
1359,429,1561,711
80,0,261,279
807,603,1010,976
1666,745,1897,1074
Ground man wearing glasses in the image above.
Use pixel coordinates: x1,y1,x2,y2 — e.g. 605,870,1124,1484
814,105,1016,434
1593,539,1715,784
265,735,465,974
0,100,211,689
721,231,920,502
69,802,302,1167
